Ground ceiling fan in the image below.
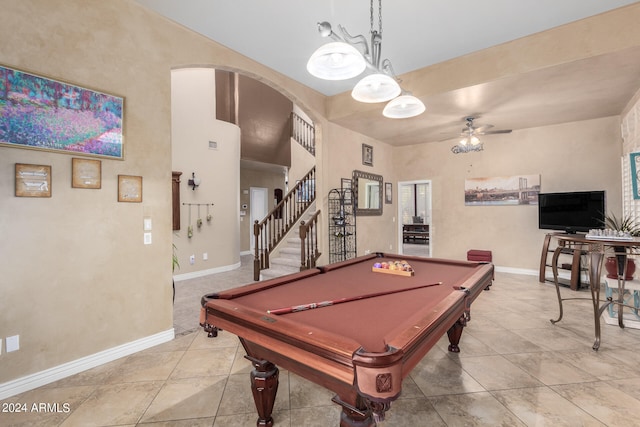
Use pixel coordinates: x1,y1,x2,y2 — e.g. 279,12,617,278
451,116,512,154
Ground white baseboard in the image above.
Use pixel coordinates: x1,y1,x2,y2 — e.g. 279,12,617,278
494,266,538,276
0,328,175,400
173,260,241,282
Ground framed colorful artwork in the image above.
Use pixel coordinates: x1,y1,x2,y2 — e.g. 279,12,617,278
0,64,124,159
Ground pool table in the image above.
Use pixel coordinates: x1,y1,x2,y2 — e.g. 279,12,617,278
201,253,493,427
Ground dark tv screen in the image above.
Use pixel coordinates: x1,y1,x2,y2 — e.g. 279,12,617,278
538,191,605,233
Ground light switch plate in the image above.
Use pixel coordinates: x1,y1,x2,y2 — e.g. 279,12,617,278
6,335,19,352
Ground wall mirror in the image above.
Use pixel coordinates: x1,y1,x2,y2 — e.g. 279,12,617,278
352,170,383,216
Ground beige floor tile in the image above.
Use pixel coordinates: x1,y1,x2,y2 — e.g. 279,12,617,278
0,385,94,427
105,351,184,384
429,392,527,427
465,329,544,354
60,381,164,426
289,405,342,427
43,357,126,388
492,386,606,426
509,326,590,351
395,375,427,400
142,331,197,353
170,347,237,379
457,355,543,390
552,381,640,426
138,418,215,426
504,352,596,385
410,352,486,396
556,349,638,381
288,373,334,409
379,397,446,427
139,376,228,423
189,330,239,351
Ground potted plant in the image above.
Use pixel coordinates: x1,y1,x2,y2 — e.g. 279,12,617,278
602,212,640,279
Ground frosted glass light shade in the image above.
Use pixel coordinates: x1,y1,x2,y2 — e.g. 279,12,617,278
382,95,426,118
459,134,480,146
351,74,401,103
307,42,366,80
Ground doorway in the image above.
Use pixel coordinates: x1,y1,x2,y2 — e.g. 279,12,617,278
250,187,268,251
398,180,432,257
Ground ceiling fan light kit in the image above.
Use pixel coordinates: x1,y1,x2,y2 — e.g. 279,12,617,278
307,0,425,119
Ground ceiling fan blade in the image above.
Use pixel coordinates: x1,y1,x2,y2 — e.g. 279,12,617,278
474,124,494,133
481,129,512,135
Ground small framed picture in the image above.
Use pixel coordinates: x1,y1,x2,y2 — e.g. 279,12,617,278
118,175,142,202
15,163,51,197
385,182,392,204
362,144,373,167
72,158,102,189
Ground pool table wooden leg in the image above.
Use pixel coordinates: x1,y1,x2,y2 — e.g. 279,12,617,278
246,356,279,427
333,394,377,427
446,315,467,353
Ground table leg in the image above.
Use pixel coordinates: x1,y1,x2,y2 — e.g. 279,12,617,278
589,251,604,350
550,245,565,324
246,356,279,427
615,252,629,329
446,315,465,353
332,395,376,427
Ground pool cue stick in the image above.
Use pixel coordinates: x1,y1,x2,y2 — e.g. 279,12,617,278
267,282,442,315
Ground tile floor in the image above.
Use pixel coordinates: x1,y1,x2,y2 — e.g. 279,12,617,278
2,254,640,426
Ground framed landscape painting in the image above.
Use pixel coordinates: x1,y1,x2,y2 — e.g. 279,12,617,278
0,64,124,159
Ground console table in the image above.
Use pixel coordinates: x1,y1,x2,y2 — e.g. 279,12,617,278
403,224,429,243
549,233,640,350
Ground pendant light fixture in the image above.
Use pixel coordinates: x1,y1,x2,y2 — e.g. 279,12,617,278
306,0,425,118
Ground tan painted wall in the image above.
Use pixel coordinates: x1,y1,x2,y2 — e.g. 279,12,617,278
171,68,241,276
316,123,397,263
393,116,623,270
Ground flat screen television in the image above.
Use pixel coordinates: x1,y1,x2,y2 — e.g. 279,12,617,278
538,191,605,233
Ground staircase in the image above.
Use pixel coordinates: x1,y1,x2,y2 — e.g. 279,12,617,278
253,112,318,281
260,202,316,281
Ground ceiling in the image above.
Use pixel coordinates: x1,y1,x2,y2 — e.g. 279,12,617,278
134,0,640,147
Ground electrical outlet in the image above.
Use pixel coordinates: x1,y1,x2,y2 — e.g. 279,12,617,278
203,252,208,261
189,255,195,265
6,335,19,352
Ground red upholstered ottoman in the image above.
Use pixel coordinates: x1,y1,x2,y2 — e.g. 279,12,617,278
467,250,493,287
467,249,492,262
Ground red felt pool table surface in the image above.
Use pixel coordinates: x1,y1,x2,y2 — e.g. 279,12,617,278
218,254,485,352
202,253,493,426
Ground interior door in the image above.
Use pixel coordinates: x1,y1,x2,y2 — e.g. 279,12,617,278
398,180,432,257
